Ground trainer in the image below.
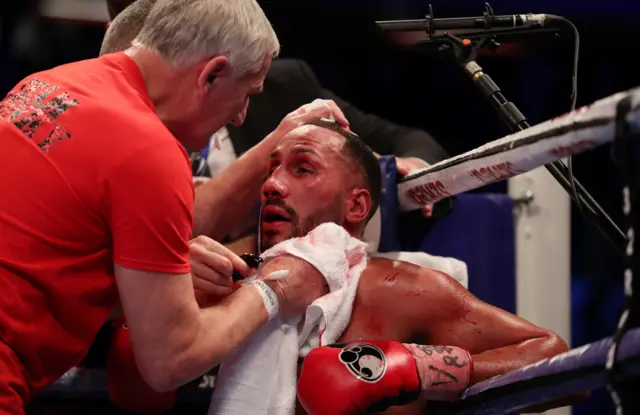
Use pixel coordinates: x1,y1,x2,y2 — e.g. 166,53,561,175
0,0,339,413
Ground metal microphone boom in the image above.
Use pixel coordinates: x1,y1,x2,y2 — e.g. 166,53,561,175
376,2,628,256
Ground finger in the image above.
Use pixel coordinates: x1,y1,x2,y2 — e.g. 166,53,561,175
191,261,232,286
321,100,349,127
192,243,241,278
190,246,234,278
221,250,252,278
194,237,251,277
372,151,382,159
293,100,348,128
193,277,233,296
421,205,434,218
396,165,410,176
292,104,332,124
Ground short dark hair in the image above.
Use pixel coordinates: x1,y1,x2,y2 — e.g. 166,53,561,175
101,0,157,56
303,119,382,222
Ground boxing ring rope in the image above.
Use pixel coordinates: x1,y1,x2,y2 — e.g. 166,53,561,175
431,328,640,415
32,86,640,413
395,85,638,211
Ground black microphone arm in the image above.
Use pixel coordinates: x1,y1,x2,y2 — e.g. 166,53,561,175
375,3,628,256
376,13,553,33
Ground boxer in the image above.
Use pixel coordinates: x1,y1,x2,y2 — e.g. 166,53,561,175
109,120,568,415
251,120,569,414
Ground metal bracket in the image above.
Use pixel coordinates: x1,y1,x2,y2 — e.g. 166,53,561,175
513,190,535,217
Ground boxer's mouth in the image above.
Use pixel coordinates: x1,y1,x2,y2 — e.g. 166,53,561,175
262,218,290,233
262,206,292,223
262,214,292,227
263,214,290,222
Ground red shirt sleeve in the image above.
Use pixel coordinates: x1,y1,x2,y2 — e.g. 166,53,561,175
106,142,194,274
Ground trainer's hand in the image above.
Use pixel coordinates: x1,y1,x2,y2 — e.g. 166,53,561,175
396,156,433,217
374,152,433,218
189,235,252,296
266,99,350,145
395,156,430,177
257,255,328,317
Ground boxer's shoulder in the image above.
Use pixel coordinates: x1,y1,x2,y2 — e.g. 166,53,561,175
358,257,466,321
362,257,459,294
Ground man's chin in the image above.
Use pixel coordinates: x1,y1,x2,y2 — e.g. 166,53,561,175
260,231,291,252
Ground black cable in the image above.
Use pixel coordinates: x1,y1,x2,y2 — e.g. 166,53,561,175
542,17,627,255
558,18,583,218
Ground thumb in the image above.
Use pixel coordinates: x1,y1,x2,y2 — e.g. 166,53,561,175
396,164,409,176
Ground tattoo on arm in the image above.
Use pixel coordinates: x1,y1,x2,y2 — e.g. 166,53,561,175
416,345,454,356
443,355,466,368
428,365,459,385
417,345,468,386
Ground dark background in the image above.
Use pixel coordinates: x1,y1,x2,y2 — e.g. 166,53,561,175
2,0,639,413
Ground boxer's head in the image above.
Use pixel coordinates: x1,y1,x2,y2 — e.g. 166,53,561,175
102,0,278,150
260,120,382,250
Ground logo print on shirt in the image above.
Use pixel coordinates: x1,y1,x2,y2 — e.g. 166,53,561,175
0,78,80,152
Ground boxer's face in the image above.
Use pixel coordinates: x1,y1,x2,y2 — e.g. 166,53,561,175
260,126,368,250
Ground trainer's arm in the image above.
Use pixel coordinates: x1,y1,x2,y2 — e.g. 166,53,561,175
295,60,448,164
115,265,267,391
408,270,569,382
192,136,272,240
107,140,270,391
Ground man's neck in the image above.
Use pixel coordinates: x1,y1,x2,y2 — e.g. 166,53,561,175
343,223,365,241
125,47,184,124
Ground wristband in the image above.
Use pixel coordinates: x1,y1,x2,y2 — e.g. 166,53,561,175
249,280,280,321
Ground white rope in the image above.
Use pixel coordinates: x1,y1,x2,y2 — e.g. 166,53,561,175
397,86,640,211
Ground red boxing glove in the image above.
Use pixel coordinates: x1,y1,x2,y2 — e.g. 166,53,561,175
107,318,177,414
297,340,474,415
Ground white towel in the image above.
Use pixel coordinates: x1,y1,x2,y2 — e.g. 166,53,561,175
208,222,369,415
369,251,468,289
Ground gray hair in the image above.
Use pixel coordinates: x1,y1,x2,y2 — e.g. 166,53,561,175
131,0,280,77
101,0,157,56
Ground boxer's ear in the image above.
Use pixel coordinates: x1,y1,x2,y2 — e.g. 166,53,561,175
198,56,230,90
344,188,371,226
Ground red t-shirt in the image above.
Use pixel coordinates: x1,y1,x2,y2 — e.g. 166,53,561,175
0,53,194,400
